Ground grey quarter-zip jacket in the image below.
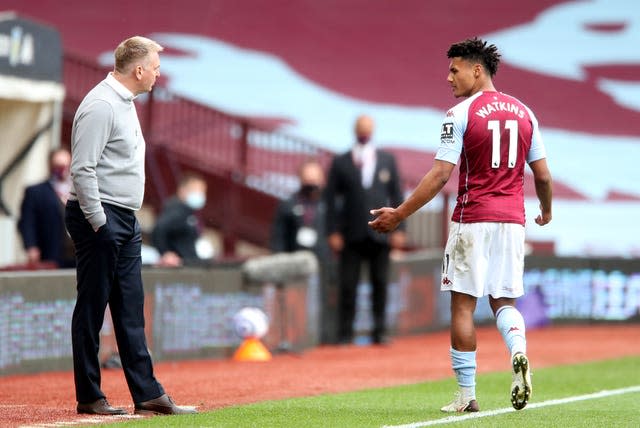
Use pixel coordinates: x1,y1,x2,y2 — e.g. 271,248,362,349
69,73,145,231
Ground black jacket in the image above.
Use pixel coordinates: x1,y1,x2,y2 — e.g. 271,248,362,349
270,192,329,258
151,197,201,263
18,180,75,267
324,149,404,245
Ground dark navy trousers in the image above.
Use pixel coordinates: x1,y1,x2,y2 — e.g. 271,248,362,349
65,201,164,404
338,237,390,342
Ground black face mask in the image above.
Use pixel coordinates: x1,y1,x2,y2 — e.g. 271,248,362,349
357,135,370,145
300,184,320,199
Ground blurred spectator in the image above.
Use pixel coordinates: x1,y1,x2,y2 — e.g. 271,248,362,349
270,158,340,344
324,114,406,345
151,173,211,267
270,159,329,258
17,147,75,268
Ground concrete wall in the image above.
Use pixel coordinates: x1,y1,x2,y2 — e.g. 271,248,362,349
0,265,317,375
2,254,639,375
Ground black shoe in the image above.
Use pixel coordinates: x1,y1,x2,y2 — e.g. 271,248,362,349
77,398,127,415
134,393,197,415
372,334,390,345
337,336,353,345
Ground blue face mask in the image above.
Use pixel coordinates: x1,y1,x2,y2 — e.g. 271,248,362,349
185,192,206,210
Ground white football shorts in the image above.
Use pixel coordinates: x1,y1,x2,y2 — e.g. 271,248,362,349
440,222,525,298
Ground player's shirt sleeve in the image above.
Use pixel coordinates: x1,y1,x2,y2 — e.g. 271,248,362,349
435,104,467,165
525,106,546,163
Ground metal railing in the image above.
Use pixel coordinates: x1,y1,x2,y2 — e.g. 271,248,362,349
62,53,339,254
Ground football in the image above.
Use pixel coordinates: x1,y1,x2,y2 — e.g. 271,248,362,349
232,307,269,339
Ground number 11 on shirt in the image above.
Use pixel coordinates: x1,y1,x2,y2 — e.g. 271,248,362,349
488,119,518,169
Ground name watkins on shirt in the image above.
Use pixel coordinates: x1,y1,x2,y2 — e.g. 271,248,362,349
441,101,526,144
475,101,526,119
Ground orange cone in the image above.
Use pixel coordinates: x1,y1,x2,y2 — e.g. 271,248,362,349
233,337,272,362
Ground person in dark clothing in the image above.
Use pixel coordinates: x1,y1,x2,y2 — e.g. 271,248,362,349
324,114,406,345
18,148,75,268
152,173,209,267
270,159,328,258
270,158,339,343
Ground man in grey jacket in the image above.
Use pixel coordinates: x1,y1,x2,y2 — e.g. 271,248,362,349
65,36,196,416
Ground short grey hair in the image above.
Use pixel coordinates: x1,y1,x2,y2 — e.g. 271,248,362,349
114,36,163,73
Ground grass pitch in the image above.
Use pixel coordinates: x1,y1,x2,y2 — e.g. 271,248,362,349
102,356,640,428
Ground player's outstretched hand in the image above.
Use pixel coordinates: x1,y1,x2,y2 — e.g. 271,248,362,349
369,207,401,233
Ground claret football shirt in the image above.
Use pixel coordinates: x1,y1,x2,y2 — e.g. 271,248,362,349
436,91,546,225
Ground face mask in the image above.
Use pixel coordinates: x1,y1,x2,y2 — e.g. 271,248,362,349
357,135,370,145
51,166,68,181
300,184,320,198
185,192,206,210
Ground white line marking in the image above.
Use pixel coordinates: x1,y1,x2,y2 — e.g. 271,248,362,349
18,414,143,428
383,385,640,428
17,405,203,428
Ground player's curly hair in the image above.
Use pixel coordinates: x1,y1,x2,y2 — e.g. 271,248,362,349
447,37,500,77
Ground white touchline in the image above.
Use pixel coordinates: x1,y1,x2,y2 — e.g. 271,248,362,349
18,413,143,428
382,385,640,428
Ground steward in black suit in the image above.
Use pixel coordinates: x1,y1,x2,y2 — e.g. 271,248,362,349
18,148,75,268
324,115,405,344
